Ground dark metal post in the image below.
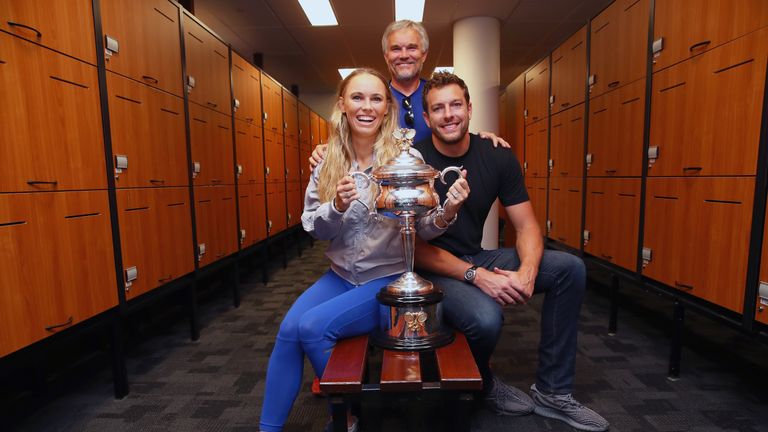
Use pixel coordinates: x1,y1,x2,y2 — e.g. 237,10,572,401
608,274,619,335
668,300,684,379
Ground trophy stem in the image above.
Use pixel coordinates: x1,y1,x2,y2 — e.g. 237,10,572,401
400,213,415,274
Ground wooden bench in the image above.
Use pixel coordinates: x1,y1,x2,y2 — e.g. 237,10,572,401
320,331,482,431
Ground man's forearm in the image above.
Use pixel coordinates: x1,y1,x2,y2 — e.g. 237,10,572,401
414,238,470,280
515,223,543,279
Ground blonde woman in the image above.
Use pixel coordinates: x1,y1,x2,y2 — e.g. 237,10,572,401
258,68,469,431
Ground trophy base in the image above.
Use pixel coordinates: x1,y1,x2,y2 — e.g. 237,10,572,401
372,327,454,351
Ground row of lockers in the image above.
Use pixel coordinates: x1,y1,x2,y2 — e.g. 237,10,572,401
1,0,331,357
499,0,768,321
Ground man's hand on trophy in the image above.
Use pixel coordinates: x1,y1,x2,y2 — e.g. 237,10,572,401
309,144,328,170
333,175,359,212
442,169,469,221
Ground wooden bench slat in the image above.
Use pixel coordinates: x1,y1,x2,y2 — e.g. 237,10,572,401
320,334,369,393
381,350,422,392
434,332,483,391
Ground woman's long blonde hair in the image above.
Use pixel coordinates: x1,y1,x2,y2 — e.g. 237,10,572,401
317,68,400,202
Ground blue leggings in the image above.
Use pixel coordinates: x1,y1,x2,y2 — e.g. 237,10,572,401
259,270,397,431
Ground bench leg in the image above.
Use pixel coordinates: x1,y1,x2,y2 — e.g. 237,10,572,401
330,395,347,432
449,393,473,432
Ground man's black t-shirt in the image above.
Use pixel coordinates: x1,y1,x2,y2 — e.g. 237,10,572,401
413,134,529,257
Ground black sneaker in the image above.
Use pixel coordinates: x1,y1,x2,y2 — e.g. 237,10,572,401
530,384,609,431
483,375,535,415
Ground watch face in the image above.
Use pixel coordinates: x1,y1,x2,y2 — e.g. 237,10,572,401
464,266,477,282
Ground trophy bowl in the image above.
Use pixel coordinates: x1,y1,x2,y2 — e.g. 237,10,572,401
351,128,463,351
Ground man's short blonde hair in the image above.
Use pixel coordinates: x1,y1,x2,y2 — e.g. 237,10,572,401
381,20,429,54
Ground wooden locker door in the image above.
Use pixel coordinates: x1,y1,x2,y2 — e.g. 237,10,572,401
310,111,321,147
548,178,582,249
0,33,105,193
194,186,215,267
116,188,163,300
108,72,187,188
300,147,311,185
320,119,329,144
589,2,620,99
525,177,547,236
101,0,183,96
648,28,767,177
287,182,302,228
283,92,299,142
285,143,300,183
231,53,261,123
299,103,311,146
584,178,641,271
524,122,548,178
551,26,587,114
235,119,265,185
264,130,286,184
262,76,284,135
189,104,235,186
214,186,238,261
587,78,645,177
0,191,118,357
643,177,754,313
615,0,650,89
238,184,267,247
0,0,96,64
155,187,194,285
508,75,526,164
757,207,768,324
653,0,768,72
549,105,584,178
184,16,230,114
524,57,550,125
267,182,287,235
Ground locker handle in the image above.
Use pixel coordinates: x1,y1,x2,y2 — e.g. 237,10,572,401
682,166,702,172
607,81,620,88
207,101,218,108
211,179,222,183
158,275,173,283
27,180,58,186
142,75,159,84
605,169,617,174
45,316,73,332
600,254,613,260
559,171,568,176
560,102,570,108
689,40,711,52
674,281,694,290
7,21,42,38
149,179,165,184
216,252,225,258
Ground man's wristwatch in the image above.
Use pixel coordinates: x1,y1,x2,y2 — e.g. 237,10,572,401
463,265,478,284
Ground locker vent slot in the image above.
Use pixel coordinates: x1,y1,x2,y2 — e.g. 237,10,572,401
618,193,636,197
115,94,142,104
567,189,580,193
594,22,610,34
198,199,212,204
188,32,203,43
653,195,678,200
621,97,640,105
49,75,88,89
237,130,247,136
0,220,26,227
160,108,180,115
571,117,583,122
218,125,230,130
571,41,583,50
538,67,548,75
704,199,741,205
234,64,244,72
0,60,6,64
552,123,563,128
65,212,100,219
553,55,563,64
214,50,227,59
192,117,207,124
590,191,604,195
125,206,150,212
153,7,174,22
714,59,754,75
167,202,185,207
223,197,233,201
659,82,685,93
624,0,640,11
593,108,608,115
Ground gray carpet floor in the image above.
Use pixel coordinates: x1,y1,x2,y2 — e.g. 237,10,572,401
7,240,768,431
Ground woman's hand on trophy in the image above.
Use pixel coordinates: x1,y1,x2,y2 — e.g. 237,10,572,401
334,175,359,212
443,169,469,221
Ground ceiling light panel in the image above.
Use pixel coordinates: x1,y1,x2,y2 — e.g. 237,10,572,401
396,0,425,22
338,68,355,78
298,0,338,26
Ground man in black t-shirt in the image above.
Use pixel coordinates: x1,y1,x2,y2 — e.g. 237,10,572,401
413,72,609,432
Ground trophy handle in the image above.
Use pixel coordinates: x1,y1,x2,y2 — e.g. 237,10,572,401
349,171,379,213
439,165,464,185
439,166,465,209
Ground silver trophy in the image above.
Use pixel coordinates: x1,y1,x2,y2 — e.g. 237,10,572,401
351,128,464,350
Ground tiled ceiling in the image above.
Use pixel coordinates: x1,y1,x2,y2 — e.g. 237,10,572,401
194,0,613,95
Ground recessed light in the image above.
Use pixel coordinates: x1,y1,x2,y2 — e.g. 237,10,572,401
434,66,454,73
298,0,338,26
396,0,425,22
338,68,355,79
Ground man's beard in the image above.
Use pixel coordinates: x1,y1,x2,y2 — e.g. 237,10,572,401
391,64,421,82
434,121,469,144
